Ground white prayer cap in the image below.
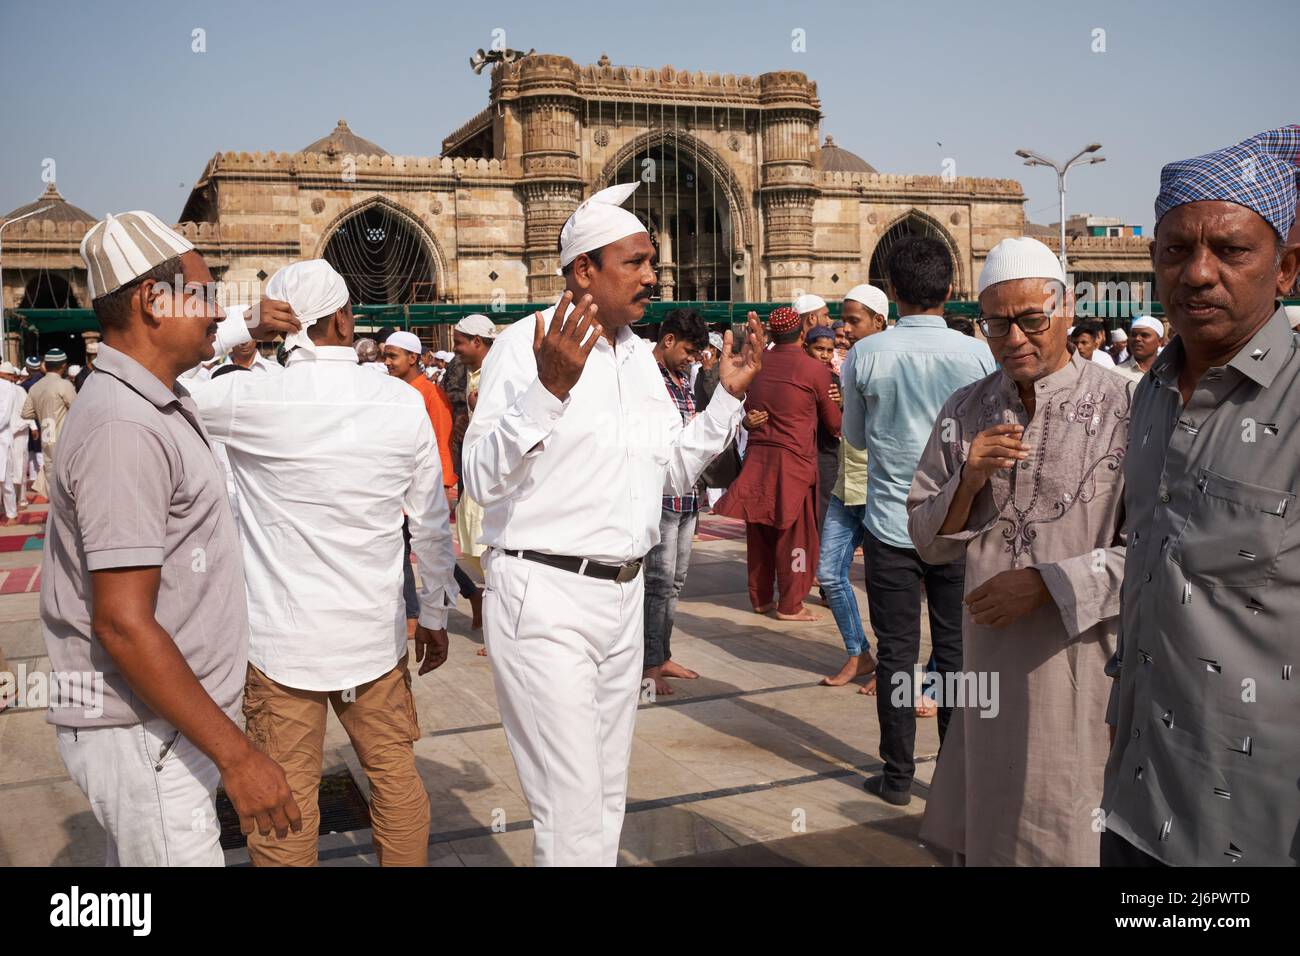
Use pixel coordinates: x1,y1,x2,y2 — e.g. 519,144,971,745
454,313,497,338
0,361,18,375
1110,328,1128,342
708,332,724,351
558,183,648,269
436,350,454,361
385,331,422,355
68,364,82,378
1131,316,1164,335
978,237,1066,295
843,283,889,317
793,293,827,314
81,211,195,300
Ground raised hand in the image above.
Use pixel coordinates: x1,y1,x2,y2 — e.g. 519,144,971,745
244,297,301,341
533,291,602,401
719,311,766,398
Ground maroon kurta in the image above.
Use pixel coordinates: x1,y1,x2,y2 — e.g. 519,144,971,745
716,343,841,527
716,343,841,613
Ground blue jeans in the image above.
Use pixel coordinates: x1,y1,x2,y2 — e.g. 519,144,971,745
643,509,698,668
816,495,871,657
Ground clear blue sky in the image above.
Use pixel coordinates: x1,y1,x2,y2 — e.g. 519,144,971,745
1,0,1292,230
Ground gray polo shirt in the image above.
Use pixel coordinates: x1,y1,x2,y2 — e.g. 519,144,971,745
41,343,249,728
1102,305,1300,866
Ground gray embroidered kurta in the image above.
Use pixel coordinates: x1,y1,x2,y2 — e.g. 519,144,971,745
1103,305,1300,867
907,353,1132,865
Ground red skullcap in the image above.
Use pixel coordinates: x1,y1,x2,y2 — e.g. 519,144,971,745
768,307,801,333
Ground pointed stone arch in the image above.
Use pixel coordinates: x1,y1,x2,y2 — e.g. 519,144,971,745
596,130,754,299
315,195,451,303
868,209,967,299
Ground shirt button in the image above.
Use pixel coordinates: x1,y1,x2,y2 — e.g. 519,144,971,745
1020,461,1030,470
1160,492,1171,503
1132,728,1141,739
1143,572,1152,582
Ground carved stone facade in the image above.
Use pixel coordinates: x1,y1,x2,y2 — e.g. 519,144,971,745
3,53,1156,363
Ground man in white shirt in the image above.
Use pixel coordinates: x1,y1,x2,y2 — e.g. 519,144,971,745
0,362,31,523
227,338,283,375
1070,321,1116,367
1114,316,1164,382
463,183,764,866
189,259,457,867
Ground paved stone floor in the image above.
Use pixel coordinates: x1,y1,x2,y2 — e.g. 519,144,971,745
0,506,944,867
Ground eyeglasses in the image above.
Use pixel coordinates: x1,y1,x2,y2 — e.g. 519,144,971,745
977,313,1053,338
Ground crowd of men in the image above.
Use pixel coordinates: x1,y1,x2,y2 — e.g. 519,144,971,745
10,124,1300,868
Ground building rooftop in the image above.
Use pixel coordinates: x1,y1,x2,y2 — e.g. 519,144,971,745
816,136,877,174
3,182,96,224
302,119,388,157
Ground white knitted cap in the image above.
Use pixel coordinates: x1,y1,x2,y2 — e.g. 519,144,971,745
978,237,1066,295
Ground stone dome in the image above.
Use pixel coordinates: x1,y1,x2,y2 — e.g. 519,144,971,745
3,182,96,224
302,119,388,157
816,135,876,174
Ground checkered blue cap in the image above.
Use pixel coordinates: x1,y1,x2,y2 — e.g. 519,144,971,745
1155,126,1300,239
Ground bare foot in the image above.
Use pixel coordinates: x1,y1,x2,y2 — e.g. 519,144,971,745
858,673,878,695
916,697,937,718
660,659,699,680
406,618,417,640
775,606,819,622
821,653,876,687
642,666,674,696
754,603,776,614
469,589,484,630
476,646,487,657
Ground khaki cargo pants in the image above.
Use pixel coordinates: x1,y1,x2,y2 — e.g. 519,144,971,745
243,653,430,866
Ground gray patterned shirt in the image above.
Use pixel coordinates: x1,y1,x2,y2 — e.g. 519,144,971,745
1102,305,1300,866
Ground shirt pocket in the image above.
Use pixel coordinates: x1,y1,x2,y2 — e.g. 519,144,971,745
1169,467,1294,588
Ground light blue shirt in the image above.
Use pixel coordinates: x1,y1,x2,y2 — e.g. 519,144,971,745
842,315,997,549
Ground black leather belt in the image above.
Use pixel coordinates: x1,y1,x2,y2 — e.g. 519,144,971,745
501,549,643,583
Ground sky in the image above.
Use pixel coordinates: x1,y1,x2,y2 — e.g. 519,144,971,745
0,0,1294,230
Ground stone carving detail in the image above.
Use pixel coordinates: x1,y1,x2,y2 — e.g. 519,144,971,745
594,128,609,147
310,197,325,214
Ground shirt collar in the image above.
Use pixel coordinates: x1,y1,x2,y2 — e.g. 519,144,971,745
894,314,949,329
285,345,357,366
998,350,1086,401
93,343,183,409
1152,304,1293,389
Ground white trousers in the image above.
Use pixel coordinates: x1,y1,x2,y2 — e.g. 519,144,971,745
0,437,17,517
482,549,645,867
57,718,225,866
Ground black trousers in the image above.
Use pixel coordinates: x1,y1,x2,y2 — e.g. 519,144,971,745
402,518,477,620
862,529,966,795
1100,830,1167,867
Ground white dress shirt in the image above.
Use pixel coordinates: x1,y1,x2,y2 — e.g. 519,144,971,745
1090,349,1116,368
463,299,744,564
188,345,456,691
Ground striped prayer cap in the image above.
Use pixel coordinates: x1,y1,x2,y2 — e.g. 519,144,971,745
1155,126,1300,239
80,211,194,300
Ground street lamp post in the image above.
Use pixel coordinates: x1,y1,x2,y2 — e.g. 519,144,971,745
1013,143,1106,275
0,205,52,364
